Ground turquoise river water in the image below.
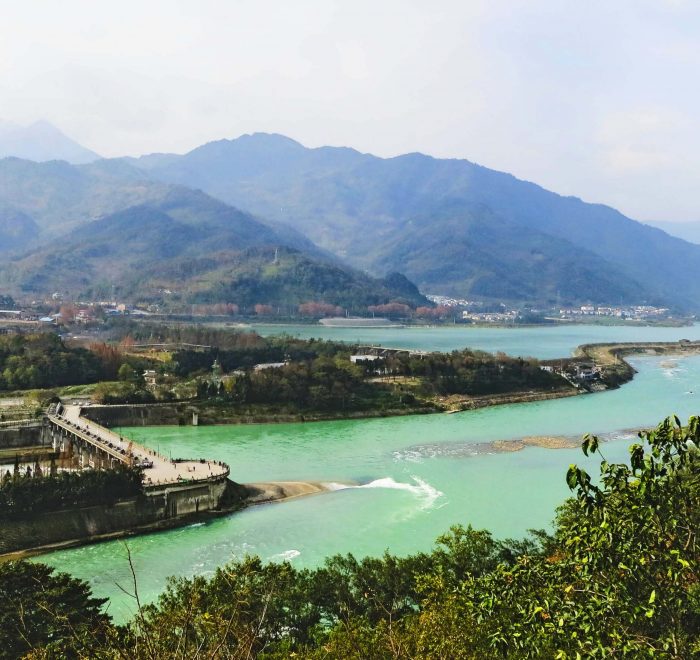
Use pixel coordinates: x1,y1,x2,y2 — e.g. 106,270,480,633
36,323,700,622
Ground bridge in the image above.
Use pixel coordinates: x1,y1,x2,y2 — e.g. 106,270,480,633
355,345,429,357
46,403,229,488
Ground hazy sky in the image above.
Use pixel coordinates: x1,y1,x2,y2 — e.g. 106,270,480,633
1,0,699,222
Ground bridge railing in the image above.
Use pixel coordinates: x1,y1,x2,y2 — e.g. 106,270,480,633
142,464,230,490
47,405,231,487
47,414,132,463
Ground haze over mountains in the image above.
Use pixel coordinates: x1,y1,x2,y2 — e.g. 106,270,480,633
0,120,99,164
646,220,700,246
1,122,700,311
0,180,422,309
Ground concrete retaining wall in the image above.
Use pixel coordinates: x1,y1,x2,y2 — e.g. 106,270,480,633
82,404,194,427
0,423,44,449
0,476,238,555
146,476,230,517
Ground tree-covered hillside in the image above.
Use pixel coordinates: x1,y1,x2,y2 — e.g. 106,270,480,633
132,132,700,308
0,202,427,311
0,157,316,255
0,157,425,309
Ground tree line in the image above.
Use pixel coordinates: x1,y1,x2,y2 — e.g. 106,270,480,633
0,333,106,391
0,332,154,392
0,466,143,519
380,350,563,396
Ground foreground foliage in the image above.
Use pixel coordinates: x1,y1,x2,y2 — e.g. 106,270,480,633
0,562,110,659
2,415,698,658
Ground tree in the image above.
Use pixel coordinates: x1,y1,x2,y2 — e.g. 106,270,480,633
298,302,343,318
117,363,135,381
254,303,275,316
408,416,700,658
58,304,77,325
0,561,111,658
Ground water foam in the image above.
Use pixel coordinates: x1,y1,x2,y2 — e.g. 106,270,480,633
324,476,444,510
270,549,301,561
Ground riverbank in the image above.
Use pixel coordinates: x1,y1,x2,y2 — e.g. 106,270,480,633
8,340,698,435
80,388,588,427
243,480,333,504
437,387,581,412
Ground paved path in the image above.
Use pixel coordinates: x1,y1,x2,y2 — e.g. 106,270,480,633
53,405,229,487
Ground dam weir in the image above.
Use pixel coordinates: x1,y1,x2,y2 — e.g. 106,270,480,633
0,403,233,556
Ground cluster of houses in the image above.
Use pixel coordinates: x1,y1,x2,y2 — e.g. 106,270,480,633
0,299,155,327
461,310,519,323
557,305,673,320
428,295,680,325
541,361,602,385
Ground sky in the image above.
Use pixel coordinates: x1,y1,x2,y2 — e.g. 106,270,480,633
0,0,699,222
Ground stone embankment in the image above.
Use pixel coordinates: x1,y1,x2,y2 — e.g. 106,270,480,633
439,387,581,413
1,479,330,558
80,402,439,428
0,421,44,450
0,404,238,557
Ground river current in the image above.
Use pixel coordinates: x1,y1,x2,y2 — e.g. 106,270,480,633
36,323,700,622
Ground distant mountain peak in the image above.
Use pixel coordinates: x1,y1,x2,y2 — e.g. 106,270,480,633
240,132,304,146
187,131,304,157
0,119,100,164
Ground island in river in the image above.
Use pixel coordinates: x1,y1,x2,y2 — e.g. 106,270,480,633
77,334,700,427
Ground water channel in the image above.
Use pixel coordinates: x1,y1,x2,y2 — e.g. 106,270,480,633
37,323,700,622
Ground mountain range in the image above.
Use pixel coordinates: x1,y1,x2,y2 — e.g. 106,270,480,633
0,153,425,310
129,133,700,309
1,122,699,311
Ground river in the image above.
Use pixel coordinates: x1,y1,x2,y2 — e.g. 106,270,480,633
36,323,700,622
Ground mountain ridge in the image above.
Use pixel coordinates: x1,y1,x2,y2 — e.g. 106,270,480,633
0,157,426,310
127,132,700,309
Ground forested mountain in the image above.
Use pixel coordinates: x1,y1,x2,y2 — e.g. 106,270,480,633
0,195,427,310
0,157,323,267
131,133,700,308
0,157,180,244
4,131,699,309
0,120,99,164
